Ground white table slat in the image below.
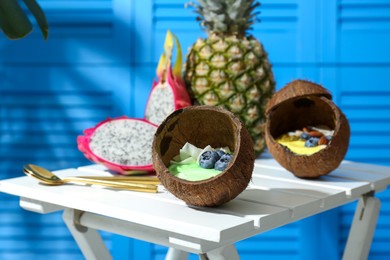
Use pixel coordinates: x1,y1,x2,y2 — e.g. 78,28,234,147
78,159,374,200
250,175,347,209
197,198,290,230
77,164,124,176
341,161,390,176
77,164,352,230
0,170,254,243
78,166,293,232
237,187,321,219
329,169,390,192
253,161,372,198
79,161,390,194
2,159,390,251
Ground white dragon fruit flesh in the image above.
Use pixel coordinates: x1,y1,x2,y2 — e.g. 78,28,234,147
78,31,189,174
77,116,158,175
145,30,191,125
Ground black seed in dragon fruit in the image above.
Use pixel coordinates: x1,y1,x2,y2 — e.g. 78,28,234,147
77,116,158,174
144,30,191,125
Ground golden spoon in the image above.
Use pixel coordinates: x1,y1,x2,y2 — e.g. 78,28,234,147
76,175,160,184
23,164,158,193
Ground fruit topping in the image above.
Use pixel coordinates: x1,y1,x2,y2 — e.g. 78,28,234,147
199,151,220,169
215,149,226,158
318,136,329,145
300,132,311,140
308,131,324,138
305,137,319,147
276,125,334,155
214,154,233,171
199,150,233,171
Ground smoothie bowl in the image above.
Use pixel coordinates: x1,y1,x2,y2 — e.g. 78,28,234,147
152,105,255,207
265,80,350,178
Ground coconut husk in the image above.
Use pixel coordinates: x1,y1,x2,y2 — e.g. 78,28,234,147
266,79,332,114
265,80,350,178
152,105,255,207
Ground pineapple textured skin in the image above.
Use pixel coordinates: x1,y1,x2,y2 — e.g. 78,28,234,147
184,33,275,155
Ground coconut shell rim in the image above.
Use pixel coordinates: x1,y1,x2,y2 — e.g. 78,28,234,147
266,79,332,115
265,96,350,178
266,96,348,154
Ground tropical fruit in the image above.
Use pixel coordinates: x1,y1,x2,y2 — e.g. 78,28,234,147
184,0,276,155
145,30,191,125
78,31,190,174
77,117,158,174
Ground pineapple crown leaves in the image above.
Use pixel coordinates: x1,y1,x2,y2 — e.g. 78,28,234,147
0,0,48,40
157,30,183,81
186,0,260,36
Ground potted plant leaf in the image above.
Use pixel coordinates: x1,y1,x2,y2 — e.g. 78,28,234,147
0,0,48,40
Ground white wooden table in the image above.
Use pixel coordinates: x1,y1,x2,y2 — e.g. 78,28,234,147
1,158,390,260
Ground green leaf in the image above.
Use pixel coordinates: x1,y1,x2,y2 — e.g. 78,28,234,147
0,0,48,40
0,0,33,39
23,0,48,40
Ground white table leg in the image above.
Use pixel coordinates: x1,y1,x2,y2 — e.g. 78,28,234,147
166,248,189,260
342,194,381,260
207,245,240,260
166,245,239,260
63,208,112,260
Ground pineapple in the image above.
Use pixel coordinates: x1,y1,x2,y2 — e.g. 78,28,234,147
184,0,275,155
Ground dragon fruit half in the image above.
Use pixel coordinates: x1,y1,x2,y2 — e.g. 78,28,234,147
78,31,191,175
77,116,158,175
145,30,191,125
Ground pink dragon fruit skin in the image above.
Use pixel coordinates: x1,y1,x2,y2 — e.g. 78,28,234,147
77,116,158,175
145,66,191,125
144,30,191,125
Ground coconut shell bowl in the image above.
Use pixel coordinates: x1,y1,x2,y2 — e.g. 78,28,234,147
265,80,350,178
152,106,255,207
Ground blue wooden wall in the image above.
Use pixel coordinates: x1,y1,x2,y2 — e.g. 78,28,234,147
1,0,390,259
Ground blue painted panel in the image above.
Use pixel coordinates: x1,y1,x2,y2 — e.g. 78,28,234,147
1,1,131,64
132,65,155,118
337,67,390,165
339,67,390,92
0,1,132,258
338,0,390,63
142,0,306,64
1,0,390,259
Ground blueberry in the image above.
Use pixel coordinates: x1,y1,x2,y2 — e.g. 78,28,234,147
300,132,311,140
199,151,219,169
199,159,216,169
215,150,226,158
305,137,319,147
200,151,220,161
214,154,233,171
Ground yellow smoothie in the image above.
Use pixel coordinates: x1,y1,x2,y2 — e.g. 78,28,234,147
277,135,326,155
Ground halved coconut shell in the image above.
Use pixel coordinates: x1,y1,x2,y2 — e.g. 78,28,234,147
265,80,350,178
152,106,255,207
